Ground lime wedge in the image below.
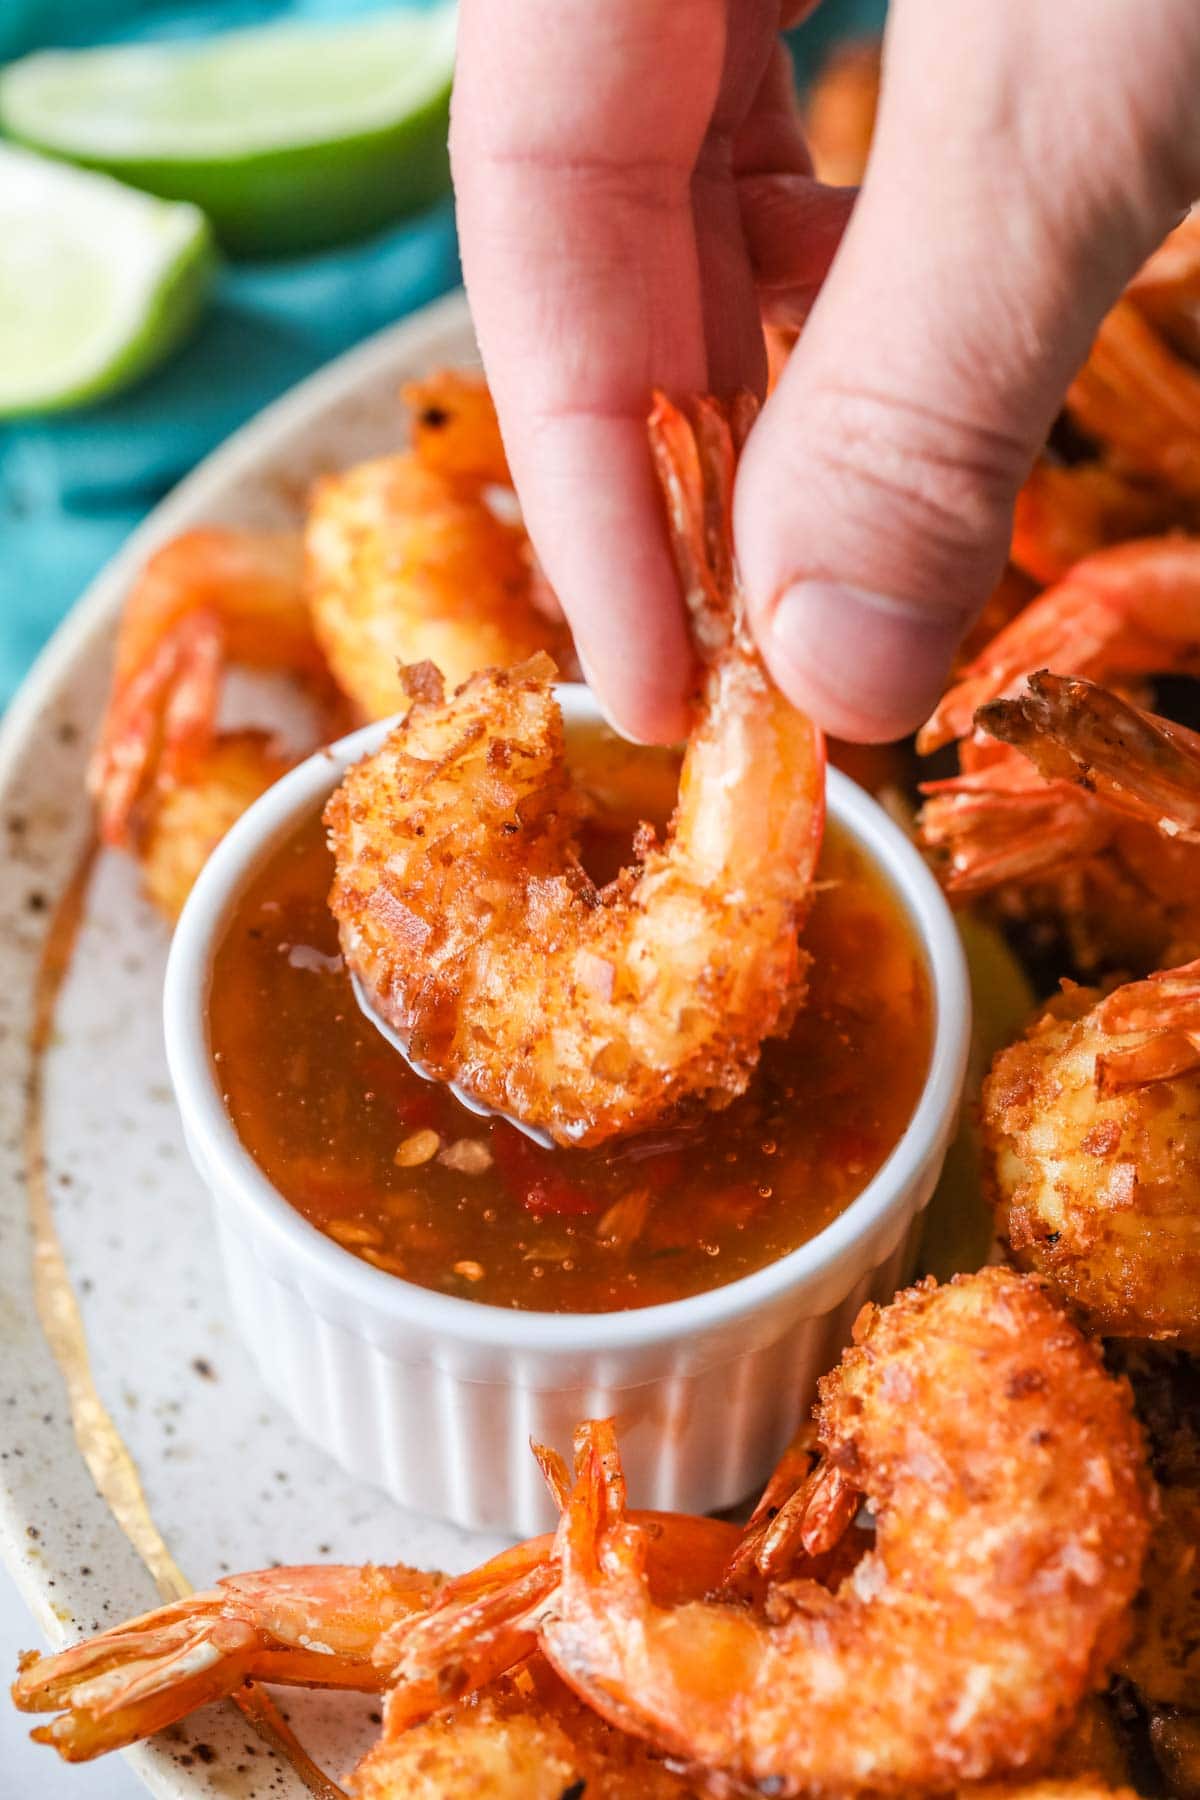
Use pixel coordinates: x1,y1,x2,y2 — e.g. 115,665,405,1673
0,145,216,417
0,7,457,257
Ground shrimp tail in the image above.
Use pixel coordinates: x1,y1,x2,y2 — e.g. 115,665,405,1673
722,1428,860,1590
88,611,223,849
1092,958,1200,1095
978,672,1200,844
648,391,755,663
378,1560,558,1735
12,1566,429,1761
918,756,1112,896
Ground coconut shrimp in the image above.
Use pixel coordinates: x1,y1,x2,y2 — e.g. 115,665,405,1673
352,1668,708,1800
921,673,1200,971
306,372,572,721
88,526,330,918
539,1269,1151,1798
981,960,1200,1345
355,1682,1135,1800
325,393,825,1149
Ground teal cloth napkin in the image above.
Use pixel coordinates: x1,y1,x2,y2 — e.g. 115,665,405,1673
0,0,885,704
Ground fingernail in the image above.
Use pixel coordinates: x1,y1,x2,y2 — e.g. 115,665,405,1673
768,581,962,743
572,644,649,744
574,643,688,746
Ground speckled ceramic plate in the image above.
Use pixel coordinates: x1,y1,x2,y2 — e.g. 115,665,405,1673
0,289,519,1798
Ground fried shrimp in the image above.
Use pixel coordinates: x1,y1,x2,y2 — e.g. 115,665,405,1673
539,1269,1151,1798
981,962,1200,1344
87,526,329,917
352,1671,707,1800
306,372,571,721
325,393,825,1148
1067,300,1200,504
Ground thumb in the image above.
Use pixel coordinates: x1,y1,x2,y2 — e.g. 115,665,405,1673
735,0,1200,743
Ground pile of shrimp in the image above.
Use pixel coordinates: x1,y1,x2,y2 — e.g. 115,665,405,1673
773,45,1200,1799
905,203,1200,969
87,371,573,919
11,1268,1155,1798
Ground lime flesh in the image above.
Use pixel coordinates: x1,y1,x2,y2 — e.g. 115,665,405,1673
0,144,216,416
0,7,457,257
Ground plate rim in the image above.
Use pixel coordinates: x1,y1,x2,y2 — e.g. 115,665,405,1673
0,284,476,1800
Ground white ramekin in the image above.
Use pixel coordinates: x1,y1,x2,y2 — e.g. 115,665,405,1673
165,687,970,1537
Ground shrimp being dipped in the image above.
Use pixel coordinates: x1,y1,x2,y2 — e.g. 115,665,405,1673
325,393,825,1149
306,371,572,721
88,527,329,918
540,1269,1151,1799
981,960,1200,1345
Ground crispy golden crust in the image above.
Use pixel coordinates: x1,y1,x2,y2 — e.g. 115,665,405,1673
352,1671,703,1800
325,397,824,1148
541,1270,1152,1797
306,373,570,721
138,731,288,920
982,980,1200,1343
306,451,568,721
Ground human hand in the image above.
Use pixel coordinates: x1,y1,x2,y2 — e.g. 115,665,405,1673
452,0,1200,743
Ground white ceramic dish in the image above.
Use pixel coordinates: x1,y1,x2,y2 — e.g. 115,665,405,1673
164,690,970,1536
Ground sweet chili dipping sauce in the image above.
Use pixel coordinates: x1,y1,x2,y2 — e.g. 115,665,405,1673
209,728,932,1313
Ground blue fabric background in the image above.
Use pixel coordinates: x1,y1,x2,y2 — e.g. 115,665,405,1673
0,0,887,701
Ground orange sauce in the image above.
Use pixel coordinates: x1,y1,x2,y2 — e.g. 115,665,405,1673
209,758,931,1314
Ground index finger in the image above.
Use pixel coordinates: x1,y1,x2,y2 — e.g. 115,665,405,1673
451,0,727,741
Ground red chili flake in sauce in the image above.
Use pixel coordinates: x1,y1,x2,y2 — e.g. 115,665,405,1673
492,1128,603,1217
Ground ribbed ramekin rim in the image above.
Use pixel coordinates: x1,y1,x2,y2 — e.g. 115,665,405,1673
164,688,971,1356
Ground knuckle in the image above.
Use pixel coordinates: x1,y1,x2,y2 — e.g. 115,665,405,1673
789,380,1031,605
